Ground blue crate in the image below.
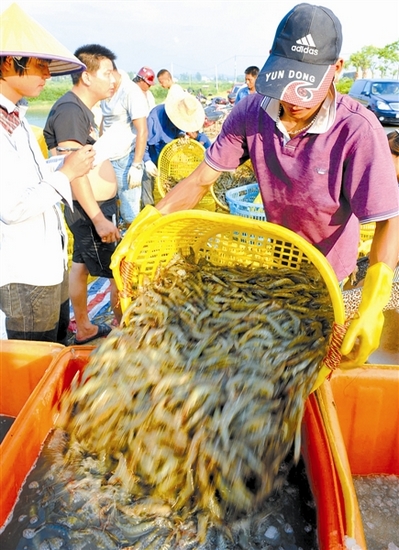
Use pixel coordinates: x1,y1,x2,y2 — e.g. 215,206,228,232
225,183,266,221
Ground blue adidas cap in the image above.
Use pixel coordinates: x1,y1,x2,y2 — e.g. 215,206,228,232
256,3,343,107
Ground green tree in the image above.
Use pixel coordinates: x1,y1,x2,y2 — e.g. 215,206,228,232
376,40,399,78
346,41,399,79
346,45,379,78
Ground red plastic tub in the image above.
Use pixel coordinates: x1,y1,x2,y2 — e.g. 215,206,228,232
0,346,365,548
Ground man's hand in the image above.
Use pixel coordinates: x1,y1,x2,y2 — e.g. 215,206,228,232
92,212,121,242
340,262,393,367
178,134,190,145
128,163,144,188
144,160,158,178
59,145,95,181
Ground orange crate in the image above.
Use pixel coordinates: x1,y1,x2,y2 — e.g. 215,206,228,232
0,346,364,549
0,340,64,419
328,364,399,475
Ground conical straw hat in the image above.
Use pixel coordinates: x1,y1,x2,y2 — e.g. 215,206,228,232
0,2,85,75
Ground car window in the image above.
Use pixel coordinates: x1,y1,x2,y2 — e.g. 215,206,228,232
381,83,399,94
349,81,364,95
364,81,371,94
371,83,381,94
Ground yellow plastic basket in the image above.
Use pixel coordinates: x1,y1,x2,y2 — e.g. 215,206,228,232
155,138,215,211
111,210,345,391
358,222,376,257
31,125,48,158
360,222,376,242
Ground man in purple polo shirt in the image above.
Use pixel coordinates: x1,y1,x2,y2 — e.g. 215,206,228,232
133,3,399,368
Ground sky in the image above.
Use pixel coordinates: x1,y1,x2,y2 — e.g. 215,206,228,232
1,0,399,79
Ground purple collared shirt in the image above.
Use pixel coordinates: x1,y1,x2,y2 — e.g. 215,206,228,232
206,93,399,281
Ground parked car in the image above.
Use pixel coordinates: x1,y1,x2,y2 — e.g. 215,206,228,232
348,79,399,125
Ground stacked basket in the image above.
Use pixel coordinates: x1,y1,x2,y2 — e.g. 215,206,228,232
225,182,266,221
155,138,215,211
211,159,256,211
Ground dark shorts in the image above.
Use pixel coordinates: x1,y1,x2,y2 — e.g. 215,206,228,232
141,171,155,208
64,198,118,278
0,271,69,343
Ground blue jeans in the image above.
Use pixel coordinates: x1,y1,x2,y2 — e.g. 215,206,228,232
112,152,141,224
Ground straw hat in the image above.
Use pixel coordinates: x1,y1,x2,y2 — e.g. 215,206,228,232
165,90,205,132
0,2,85,76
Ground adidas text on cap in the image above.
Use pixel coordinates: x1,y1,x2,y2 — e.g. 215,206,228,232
256,3,342,108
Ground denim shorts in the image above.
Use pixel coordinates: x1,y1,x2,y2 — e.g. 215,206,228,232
0,271,69,343
64,198,118,278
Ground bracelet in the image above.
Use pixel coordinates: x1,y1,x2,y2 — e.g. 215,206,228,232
131,162,144,169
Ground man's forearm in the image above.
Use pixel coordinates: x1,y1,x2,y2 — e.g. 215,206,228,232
369,217,399,270
156,161,220,214
132,118,148,165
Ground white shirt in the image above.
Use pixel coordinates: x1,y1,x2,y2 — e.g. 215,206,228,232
144,89,156,113
100,70,149,160
0,95,73,287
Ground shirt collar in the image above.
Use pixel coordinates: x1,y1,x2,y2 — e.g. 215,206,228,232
262,86,337,139
0,94,28,117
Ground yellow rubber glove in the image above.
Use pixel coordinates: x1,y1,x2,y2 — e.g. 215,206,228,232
340,262,393,367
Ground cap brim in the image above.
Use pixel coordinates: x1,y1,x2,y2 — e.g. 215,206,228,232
256,54,336,108
1,3,85,76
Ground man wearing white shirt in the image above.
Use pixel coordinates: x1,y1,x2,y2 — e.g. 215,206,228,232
101,65,149,224
132,66,156,113
0,3,95,342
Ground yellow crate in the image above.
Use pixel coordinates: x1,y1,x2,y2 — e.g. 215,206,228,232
31,125,48,158
358,222,376,257
156,138,215,211
360,222,376,242
112,210,345,390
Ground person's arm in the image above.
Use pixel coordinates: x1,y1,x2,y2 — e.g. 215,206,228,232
156,161,221,214
198,132,212,149
0,131,93,223
132,117,148,165
341,215,399,366
57,140,119,241
368,217,399,270
127,117,148,188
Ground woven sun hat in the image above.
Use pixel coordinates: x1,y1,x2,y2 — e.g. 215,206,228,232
256,3,342,108
0,2,86,76
165,91,205,132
